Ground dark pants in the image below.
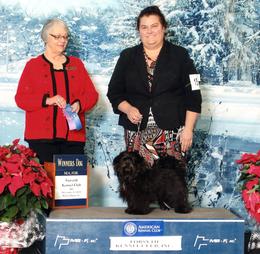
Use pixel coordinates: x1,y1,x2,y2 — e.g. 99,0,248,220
28,141,85,164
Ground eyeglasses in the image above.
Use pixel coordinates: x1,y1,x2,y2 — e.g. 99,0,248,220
49,34,69,40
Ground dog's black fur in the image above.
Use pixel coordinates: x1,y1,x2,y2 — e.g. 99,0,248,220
113,151,192,215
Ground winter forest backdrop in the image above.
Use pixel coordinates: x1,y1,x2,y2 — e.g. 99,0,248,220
0,0,259,231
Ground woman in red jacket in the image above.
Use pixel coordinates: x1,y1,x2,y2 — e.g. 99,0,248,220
15,18,98,163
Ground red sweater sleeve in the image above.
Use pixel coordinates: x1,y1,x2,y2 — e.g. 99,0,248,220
15,60,46,112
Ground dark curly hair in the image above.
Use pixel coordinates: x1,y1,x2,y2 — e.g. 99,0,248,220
136,5,167,30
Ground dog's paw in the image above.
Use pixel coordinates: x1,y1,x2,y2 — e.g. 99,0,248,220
125,208,133,214
174,205,192,214
125,207,152,215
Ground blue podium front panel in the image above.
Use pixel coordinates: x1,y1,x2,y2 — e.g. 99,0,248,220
46,207,244,254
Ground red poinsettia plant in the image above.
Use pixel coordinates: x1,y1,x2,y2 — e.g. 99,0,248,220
0,139,53,222
236,150,260,224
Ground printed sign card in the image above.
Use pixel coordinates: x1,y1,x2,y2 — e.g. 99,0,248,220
189,74,201,91
53,154,88,208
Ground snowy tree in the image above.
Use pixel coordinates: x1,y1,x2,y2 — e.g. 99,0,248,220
0,6,10,67
107,0,156,54
57,7,114,74
161,0,228,85
224,0,259,85
0,4,43,72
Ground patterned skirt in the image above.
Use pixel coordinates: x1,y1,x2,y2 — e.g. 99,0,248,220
125,123,185,166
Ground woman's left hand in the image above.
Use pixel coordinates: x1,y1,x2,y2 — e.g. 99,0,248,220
179,127,193,152
71,101,80,113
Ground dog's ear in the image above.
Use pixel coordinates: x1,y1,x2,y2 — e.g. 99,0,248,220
113,151,133,174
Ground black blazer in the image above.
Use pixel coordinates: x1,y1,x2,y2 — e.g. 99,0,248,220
107,40,202,131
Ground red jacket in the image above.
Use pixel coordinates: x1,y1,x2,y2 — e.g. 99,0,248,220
15,54,98,142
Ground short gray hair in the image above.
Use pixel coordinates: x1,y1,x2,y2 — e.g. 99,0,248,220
41,18,69,42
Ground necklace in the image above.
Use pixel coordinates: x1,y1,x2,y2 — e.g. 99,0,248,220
144,50,157,62
143,50,157,69
143,50,157,93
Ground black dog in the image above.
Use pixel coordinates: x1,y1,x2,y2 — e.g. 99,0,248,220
113,151,192,215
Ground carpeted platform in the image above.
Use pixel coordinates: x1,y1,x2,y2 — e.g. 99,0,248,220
49,206,238,220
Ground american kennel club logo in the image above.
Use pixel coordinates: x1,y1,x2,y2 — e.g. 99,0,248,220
124,222,138,236
110,221,182,251
123,221,164,237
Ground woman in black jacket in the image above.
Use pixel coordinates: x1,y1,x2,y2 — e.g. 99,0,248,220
107,6,202,165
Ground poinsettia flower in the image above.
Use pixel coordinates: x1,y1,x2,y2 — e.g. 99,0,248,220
249,203,260,223
30,182,41,196
23,171,37,184
248,165,260,177
242,189,250,209
245,178,259,190
44,176,53,187
39,170,49,179
3,161,20,174
251,212,260,223
0,175,12,194
40,182,52,198
237,150,260,224
236,153,259,164
12,139,20,146
248,192,260,212
256,203,260,214
16,144,34,157
0,147,10,159
36,173,46,183
8,175,25,196
6,153,21,163
0,165,6,174
0,139,53,222
27,159,41,168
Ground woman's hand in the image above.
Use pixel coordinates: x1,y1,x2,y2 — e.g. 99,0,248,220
126,106,143,125
46,95,66,108
179,127,193,152
71,101,80,113
118,101,142,125
180,111,199,152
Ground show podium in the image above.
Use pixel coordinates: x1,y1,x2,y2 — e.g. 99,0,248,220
46,207,244,254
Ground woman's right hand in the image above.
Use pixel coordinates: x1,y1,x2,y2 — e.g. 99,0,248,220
126,106,143,124
118,101,142,124
46,95,66,108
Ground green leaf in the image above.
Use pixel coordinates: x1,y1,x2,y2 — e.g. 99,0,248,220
30,195,37,203
31,157,40,164
35,208,43,215
0,193,17,211
40,198,49,209
27,195,42,211
33,200,41,209
17,193,27,211
0,195,6,211
0,205,19,222
0,216,12,222
20,206,31,217
16,186,28,197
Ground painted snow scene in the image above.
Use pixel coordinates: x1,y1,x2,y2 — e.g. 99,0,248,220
0,0,259,230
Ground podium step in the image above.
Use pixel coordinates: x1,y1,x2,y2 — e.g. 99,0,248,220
46,207,244,254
